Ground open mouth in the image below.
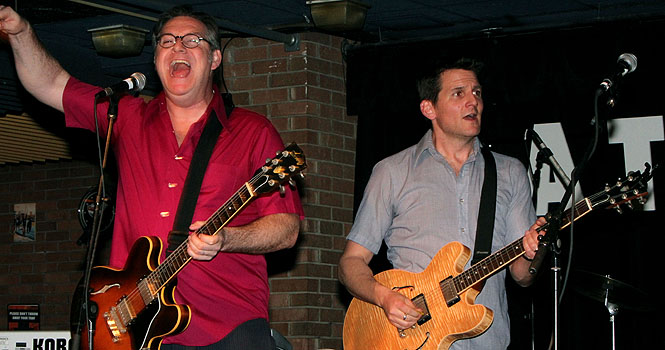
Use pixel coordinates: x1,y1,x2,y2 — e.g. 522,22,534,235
463,112,478,120
170,59,191,78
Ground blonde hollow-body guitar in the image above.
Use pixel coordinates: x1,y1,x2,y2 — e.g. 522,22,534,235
343,166,653,350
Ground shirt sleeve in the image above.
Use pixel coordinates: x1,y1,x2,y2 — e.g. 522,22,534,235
503,157,537,244
225,113,304,226
62,76,147,138
346,159,395,254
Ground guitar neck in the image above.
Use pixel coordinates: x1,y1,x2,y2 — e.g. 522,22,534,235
450,196,594,292
145,181,259,294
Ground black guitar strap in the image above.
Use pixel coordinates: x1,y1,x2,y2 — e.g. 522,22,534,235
166,105,233,256
470,146,497,266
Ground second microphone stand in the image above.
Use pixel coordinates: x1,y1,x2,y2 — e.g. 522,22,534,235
528,129,572,350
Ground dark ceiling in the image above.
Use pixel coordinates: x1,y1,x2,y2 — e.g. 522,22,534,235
2,0,665,114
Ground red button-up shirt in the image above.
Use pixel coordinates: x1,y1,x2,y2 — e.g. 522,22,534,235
63,77,303,345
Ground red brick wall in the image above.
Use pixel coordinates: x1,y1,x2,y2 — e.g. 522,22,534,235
222,33,354,350
0,32,354,349
0,160,100,330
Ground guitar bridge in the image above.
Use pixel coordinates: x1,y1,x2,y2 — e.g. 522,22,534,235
104,309,125,342
103,297,132,342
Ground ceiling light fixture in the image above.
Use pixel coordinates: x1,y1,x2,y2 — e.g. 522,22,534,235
307,0,370,32
88,24,149,58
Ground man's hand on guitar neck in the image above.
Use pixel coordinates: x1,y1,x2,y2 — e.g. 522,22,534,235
522,216,547,260
184,213,300,260
186,221,224,261
510,216,548,286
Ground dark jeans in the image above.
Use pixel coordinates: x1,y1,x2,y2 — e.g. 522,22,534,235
161,318,276,350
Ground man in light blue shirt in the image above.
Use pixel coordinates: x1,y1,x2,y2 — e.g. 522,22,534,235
339,58,546,349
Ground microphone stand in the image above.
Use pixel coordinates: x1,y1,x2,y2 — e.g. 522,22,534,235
527,128,570,350
528,164,565,350
531,85,611,350
531,154,543,206
78,94,120,350
526,134,543,350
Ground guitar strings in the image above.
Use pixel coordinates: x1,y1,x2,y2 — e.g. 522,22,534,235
399,189,609,314
111,159,287,323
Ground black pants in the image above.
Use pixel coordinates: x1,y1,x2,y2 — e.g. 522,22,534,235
161,318,276,350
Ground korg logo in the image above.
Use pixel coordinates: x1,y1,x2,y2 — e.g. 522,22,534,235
32,338,70,350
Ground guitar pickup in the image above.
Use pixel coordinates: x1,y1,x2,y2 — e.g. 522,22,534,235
411,294,431,325
440,276,460,307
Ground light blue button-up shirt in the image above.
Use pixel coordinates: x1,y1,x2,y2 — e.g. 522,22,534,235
348,129,536,349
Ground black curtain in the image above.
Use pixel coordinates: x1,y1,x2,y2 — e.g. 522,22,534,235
346,18,665,349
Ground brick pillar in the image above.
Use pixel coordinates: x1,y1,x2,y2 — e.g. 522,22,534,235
223,32,355,350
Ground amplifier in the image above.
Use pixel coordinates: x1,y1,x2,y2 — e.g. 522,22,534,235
0,331,70,350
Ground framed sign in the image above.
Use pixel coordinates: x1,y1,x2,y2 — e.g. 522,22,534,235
8,304,39,330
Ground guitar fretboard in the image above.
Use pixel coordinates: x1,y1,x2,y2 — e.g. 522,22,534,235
444,196,594,294
145,181,260,296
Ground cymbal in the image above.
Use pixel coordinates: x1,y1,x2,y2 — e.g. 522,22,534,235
570,269,652,312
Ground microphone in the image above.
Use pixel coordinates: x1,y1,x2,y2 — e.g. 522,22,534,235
95,72,146,98
599,53,637,92
529,129,571,187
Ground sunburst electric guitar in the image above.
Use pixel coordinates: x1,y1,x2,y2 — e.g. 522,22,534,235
81,143,306,350
343,165,653,350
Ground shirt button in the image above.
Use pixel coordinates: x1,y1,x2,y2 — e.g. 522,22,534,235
168,183,178,188
174,155,183,160
460,198,464,203
160,211,170,217
461,228,465,233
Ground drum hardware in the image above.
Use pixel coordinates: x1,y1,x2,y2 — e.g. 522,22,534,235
571,269,651,350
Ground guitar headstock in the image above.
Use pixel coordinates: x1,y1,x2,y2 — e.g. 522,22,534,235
592,163,655,213
252,143,307,196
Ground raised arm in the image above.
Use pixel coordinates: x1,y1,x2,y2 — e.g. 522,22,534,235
0,5,70,112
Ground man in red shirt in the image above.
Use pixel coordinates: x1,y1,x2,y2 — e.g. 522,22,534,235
1,4,303,349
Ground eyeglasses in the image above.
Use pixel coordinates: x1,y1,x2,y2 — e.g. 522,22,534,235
157,33,210,49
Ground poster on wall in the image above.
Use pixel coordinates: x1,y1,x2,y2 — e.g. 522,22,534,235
13,203,36,242
7,304,40,330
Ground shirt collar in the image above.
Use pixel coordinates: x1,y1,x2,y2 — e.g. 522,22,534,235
208,86,231,130
155,86,231,130
415,129,482,165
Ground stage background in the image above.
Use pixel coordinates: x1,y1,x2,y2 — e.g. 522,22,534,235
345,18,665,349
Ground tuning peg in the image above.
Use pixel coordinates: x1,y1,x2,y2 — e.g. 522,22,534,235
604,184,611,192
638,197,647,205
615,180,623,187
299,173,305,179
288,178,296,187
614,206,623,214
625,201,634,210
279,185,285,196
